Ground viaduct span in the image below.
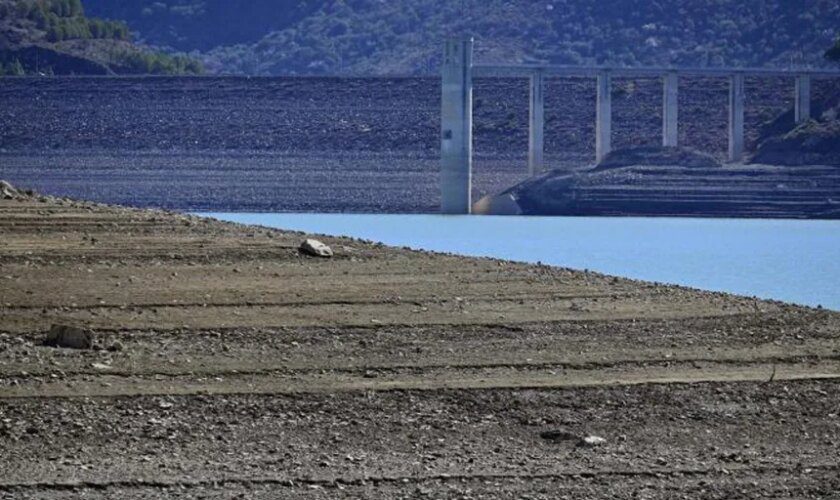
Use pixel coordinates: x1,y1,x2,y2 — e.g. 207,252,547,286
441,38,840,214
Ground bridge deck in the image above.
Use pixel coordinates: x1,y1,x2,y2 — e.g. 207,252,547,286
473,64,840,78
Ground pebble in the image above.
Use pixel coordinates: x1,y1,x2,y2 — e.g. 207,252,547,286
579,435,607,447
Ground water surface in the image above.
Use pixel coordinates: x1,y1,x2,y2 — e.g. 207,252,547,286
201,213,840,310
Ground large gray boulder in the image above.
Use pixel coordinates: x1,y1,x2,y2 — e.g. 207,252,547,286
299,238,334,258
473,192,522,215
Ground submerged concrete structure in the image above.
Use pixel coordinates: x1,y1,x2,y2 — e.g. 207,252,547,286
440,40,839,214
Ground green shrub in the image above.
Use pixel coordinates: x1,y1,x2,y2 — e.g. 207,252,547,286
8,59,26,76
113,49,203,75
46,24,64,42
12,0,130,42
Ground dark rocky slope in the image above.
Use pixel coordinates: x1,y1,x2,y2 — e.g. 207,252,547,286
751,92,840,166
752,119,840,166
478,147,840,218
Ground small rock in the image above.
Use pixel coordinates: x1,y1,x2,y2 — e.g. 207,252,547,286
43,325,94,350
539,429,578,442
299,239,333,258
1,180,19,199
107,341,125,352
579,435,607,447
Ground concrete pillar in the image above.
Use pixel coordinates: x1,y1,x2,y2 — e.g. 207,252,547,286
440,38,473,214
662,72,679,147
595,72,612,163
795,74,811,123
728,74,745,162
528,71,545,176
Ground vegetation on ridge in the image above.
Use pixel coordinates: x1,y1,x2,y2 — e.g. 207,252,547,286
84,0,840,76
0,0,203,75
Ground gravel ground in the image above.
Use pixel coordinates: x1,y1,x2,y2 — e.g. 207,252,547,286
0,191,838,498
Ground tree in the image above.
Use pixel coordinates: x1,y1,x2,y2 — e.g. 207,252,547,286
33,9,49,29
49,0,67,17
47,24,64,42
826,38,840,62
8,59,26,76
15,1,34,19
69,0,84,17
88,18,104,38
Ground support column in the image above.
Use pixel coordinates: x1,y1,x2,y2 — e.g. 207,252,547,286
662,72,678,147
440,38,473,214
728,74,745,162
795,74,811,123
528,71,545,176
595,72,612,163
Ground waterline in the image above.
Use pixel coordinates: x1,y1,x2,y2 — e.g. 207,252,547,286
200,213,840,310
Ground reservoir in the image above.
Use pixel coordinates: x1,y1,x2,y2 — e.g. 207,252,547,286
200,214,840,311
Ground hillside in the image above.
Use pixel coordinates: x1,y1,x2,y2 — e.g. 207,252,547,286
84,0,840,76
80,0,319,52
0,0,203,75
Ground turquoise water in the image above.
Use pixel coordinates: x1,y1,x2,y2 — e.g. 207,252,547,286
200,213,840,310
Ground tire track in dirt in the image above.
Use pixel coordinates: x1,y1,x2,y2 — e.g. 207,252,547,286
2,193,839,498
4,461,839,490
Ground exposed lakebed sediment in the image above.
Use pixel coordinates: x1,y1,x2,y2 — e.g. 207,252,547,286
2,76,838,214
1,189,839,498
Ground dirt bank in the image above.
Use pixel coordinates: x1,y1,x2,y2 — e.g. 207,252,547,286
3,76,839,215
478,148,840,218
1,189,839,498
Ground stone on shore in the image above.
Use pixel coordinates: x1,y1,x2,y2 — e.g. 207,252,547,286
299,239,334,258
44,324,94,349
1,180,19,199
579,435,607,447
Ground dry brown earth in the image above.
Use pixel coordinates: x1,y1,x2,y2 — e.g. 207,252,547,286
1,192,839,498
